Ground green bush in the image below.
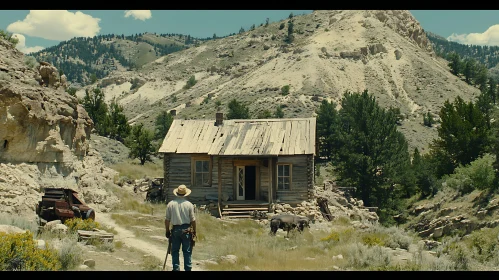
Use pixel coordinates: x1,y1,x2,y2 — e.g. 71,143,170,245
442,153,495,194
183,75,197,89
64,218,101,233
0,29,19,46
58,234,83,270
24,56,38,69
362,234,385,247
0,231,61,271
281,85,290,95
321,231,340,242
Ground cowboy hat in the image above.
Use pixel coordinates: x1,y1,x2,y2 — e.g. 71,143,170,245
173,184,191,197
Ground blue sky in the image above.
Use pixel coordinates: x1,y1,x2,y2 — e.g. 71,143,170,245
1,10,499,54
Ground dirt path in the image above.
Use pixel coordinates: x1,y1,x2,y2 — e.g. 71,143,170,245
97,212,204,271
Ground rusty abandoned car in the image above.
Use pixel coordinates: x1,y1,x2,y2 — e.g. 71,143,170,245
36,188,95,224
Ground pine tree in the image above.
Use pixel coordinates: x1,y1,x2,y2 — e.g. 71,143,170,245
82,87,108,134
154,110,174,140
227,99,250,119
431,96,491,174
329,90,413,224
316,100,339,160
274,106,284,118
105,98,130,142
126,123,155,165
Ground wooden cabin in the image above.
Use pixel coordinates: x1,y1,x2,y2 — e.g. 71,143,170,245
158,113,316,218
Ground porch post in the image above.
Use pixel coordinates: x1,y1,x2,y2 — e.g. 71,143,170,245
268,157,272,212
218,156,222,210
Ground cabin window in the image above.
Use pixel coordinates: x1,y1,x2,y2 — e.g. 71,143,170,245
192,158,211,187
277,164,292,190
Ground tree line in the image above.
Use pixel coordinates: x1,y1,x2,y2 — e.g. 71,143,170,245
74,87,174,165
426,31,499,70
315,52,499,225
30,33,192,85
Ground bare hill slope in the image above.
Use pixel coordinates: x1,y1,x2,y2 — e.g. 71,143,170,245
78,10,480,152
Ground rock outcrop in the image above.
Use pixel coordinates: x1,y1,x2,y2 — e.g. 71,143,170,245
36,61,68,90
0,37,120,221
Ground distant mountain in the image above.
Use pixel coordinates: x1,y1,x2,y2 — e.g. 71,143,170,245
75,10,481,153
425,31,499,69
29,32,225,87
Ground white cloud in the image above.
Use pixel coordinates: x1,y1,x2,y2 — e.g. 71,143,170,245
447,24,499,46
6,10,101,41
124,10,152,21
11,33,44,54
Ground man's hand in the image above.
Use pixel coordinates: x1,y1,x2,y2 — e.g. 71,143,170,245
165,230,171,239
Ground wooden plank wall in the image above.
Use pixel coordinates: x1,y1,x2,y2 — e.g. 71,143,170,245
165,154,234,204
259,159,270,200
164,153,314,204
212,157,235,200
163,154,170,201
307,154,315,200
165,154,191,201
276,155,311,203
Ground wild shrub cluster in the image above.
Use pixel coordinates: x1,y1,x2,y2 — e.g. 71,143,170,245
64,217,101,233
0,231,61,271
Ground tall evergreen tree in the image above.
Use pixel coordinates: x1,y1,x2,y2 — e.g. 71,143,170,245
431,96,491,175
330,90,413,224
126,123,155,165
487,77,497,104
316,100,339,160
82,87,108,134
154,110,174,140
411,148,438,197
104,98,130,142
463,58,476,84
447,52,463,76
475,63,489,91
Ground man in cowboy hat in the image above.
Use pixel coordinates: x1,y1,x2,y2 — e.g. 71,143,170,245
164,184,197,271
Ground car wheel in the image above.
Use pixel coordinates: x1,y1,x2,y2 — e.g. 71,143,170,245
86,209,95,220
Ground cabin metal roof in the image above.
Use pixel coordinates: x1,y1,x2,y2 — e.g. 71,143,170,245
158,117,316,156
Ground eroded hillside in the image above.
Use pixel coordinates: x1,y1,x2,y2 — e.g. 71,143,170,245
79,10,480,152
0,37,120,221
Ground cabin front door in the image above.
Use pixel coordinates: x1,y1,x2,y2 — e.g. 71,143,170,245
236,166,245,200
236,165,256,201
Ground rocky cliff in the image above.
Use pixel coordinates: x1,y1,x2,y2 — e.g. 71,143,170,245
0,37,120,221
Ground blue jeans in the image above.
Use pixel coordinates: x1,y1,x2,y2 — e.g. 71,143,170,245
171,224,193,271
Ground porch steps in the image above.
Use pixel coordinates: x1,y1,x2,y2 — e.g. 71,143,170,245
221,204,270,219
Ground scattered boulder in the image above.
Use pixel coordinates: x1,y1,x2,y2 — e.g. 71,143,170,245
395,49,403,60
83,259,96,268
0,224,27,234
219,255,237,264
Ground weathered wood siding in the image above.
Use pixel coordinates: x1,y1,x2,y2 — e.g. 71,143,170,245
259,159,270,200
275,155,312,203
212,156,235,201
164,153,314,204
164,154,234,203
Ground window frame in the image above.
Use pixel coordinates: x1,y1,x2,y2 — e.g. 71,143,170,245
191,156,212,187
276,163,292,190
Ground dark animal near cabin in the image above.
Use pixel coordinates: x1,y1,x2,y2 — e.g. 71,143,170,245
269,214,310,237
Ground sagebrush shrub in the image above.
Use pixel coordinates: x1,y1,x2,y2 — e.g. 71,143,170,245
0,231,61,271
58,234,83,270
24,55,38,69
64,218,101,233
442,153,495,194
362,234,385,247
